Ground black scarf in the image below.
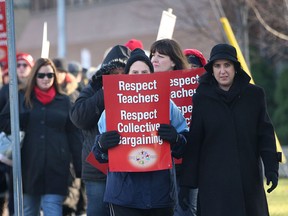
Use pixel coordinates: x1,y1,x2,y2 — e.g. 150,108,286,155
214,76,242,106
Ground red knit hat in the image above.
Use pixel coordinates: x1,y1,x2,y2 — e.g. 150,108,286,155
16,52,34,68
124,39,143,51
183,49,207,67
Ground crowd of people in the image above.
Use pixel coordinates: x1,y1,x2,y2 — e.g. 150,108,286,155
0,38,280,216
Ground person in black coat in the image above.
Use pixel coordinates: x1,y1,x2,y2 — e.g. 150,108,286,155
69,45,131,216
0,52,35,215
178,44,280,216
0,58,82,216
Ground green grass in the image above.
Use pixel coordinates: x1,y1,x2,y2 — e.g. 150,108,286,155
266,178,288,216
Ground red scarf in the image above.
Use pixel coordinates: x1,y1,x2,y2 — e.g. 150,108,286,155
34,86,56,105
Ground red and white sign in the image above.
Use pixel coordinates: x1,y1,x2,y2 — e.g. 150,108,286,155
169,68,205,127
0,1,7,64
169,68,205,164
103,73,171,172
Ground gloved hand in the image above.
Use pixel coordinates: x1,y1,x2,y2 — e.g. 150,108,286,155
178,186,190,211
90,73,103,91
158,124,178,145
90,64,117,91
98,130,120,151
266,172,278,193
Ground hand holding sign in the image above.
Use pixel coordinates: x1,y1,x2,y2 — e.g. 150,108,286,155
158,124,178,146
98,130,120,152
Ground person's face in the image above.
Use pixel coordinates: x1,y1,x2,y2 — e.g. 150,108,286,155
150,51,175,72
189,63,201,70
110,67,125,75
212,59,236,91
36,65,55,91
17,60,32,81
56,71,66,84
128,61,151,75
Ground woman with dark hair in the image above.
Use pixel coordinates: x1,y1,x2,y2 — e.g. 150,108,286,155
149,39,189,72
0,58,82,216
150,39,197,216
179,44,279,216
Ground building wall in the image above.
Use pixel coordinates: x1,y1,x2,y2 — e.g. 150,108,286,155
16,0,225,67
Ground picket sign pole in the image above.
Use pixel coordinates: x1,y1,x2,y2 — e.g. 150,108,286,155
41,22,50,58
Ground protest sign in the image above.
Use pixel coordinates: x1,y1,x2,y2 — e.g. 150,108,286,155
169,68,205,127
169,68,205,164
103,73,171,172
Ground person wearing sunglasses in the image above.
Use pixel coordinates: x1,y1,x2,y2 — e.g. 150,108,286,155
16,52,34,85
0,58,82,216
0,52,34,215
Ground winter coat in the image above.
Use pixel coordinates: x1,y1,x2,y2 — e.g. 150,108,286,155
69,84,106,181
0,84,9,112
96,100,189,209
0,91,82,196
180,70,279,216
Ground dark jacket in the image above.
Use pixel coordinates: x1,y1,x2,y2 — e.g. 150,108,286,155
180,70,279,216
0,91,82,196
93,100,189,209
0,84,9,112
69,84,106,181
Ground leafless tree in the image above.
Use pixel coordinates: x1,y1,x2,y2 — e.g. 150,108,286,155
223,0,288,63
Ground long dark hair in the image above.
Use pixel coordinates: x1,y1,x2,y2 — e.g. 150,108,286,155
149,39,189,70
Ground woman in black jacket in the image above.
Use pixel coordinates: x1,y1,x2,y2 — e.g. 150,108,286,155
0,58,82,216
69,45,130,216
179,44,280,216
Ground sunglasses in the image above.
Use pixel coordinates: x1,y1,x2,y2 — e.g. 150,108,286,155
17,63,28,68
37,73,55,79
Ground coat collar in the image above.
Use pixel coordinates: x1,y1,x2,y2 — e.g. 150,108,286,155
196,68,251,100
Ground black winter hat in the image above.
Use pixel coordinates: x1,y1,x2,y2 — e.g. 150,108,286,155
204,43,241,73
101,45,131,67
124,48,154,74
68,61,82,76
52,58,68,73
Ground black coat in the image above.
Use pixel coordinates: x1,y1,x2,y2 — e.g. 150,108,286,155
180,70,278,216
69,84,106,181
0,91,82,195
0,84,9,112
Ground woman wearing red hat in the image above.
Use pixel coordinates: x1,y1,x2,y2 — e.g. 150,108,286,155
183,49,207,70
0,52,34,215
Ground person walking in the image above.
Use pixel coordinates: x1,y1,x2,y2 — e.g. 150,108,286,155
183,49,207,69
0,58,82,216
93,48,189,216
178,43,280,216
149,39,198,216
69,45,131,216
0,52,35,216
